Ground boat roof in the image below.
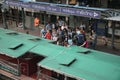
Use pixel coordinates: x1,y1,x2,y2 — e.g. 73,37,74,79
0,28,120,80
31,43,120,80
0,28,52,57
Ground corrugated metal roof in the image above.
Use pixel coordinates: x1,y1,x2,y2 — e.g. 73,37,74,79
0,28,40,57
30,43,120,80
104,16,120,21
0,28,120,80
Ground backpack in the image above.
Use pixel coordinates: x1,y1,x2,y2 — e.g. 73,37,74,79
77,34,85,45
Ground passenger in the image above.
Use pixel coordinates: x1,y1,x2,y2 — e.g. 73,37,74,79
80,22,86,30
34,17,40,27
46,22,52,34
72,28,77,40
80,27,85,35
55,21,59,30
80,35,88,48
52,29,58,41
61,22,68,30
102,36,108,46
64,41,69,47
45,30,52,40
76,27,85,46
57,27,62,36
68,34,73,46
102,25,108,46
63,29,68,42
68,28,72,37
40,27,46,38
57,35,64,46
57,18,64,27
89,30,97,49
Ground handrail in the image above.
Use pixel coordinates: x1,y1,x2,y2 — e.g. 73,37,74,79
0,61,17,71
0,59,20,76
38,73,58,80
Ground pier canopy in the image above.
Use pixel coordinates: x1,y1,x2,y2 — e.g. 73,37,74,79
4,0,116,19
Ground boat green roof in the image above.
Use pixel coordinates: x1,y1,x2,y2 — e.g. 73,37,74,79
31,44,120,80
0,28,120,80
0,28,51,57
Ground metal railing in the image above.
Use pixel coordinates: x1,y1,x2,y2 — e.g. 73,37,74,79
38,73,58,80
0,59,20,76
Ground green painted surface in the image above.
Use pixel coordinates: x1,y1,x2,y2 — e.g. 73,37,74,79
34,46,120,80
0,28,120,80
0,28,42,57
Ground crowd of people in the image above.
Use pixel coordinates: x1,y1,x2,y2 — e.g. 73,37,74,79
40,19,98,49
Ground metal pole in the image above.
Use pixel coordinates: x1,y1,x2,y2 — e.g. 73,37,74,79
111,21,115,49
44,11,47,25
22,7,26,29
37,66,41,80
64,75,67,80
30,10,34,30
17,59,21,76
2,9,8,29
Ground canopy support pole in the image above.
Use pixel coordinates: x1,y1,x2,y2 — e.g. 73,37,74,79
111,21,115,49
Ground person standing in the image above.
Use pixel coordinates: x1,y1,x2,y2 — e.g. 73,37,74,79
76,27,85,46
90,30,97,49
40,27,46,38
52,29,58,41
46,22,52,34
78,33,88,48
45,30,52,40
34,17,40,27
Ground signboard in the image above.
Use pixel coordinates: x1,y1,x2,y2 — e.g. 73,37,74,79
108,28,120,36
20,0,36,2
20,2,31,8
61,7,101,18
5,0,101,19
